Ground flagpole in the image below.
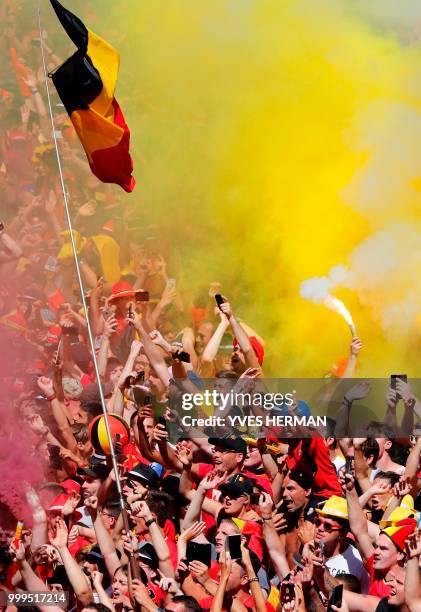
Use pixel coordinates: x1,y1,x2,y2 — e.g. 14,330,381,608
36,3,139,579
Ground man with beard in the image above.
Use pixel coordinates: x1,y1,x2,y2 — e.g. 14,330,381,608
273,470,314,568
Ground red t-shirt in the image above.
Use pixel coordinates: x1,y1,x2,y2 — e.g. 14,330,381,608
365,555,392,598
286,436,342,498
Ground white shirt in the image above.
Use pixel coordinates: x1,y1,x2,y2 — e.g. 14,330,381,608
326,544,370,594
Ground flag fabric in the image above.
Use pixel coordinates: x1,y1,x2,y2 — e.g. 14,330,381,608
49,0,135,192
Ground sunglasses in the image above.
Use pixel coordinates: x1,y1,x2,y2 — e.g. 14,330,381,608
314,517,342,532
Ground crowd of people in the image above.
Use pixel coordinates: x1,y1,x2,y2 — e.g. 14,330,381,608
0,2,421,612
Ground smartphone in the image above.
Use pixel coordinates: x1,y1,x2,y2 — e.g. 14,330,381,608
280,582,295,604
327,584,343,612
215,294,225,308
0,222,4,232
143,395,152,407
47,444,62,470
391,374,407,400
314,540,325,556
250,493,260,506
173,350,190,363
186,542,212,568
226,534,242,559
166,278,176,291
135,290,149,303
128,303,133,318
158,416,167,430
345,456,353,473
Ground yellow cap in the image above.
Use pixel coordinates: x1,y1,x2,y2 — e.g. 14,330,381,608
379,497,415,528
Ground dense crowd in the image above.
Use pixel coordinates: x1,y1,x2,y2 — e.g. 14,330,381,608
0,2,421,612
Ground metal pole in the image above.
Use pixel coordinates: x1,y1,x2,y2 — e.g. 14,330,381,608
36,3,139,579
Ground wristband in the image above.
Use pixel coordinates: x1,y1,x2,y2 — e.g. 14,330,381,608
343,397,353,408
405,398,416,410
248,577,259,583
31,89,39,94
262,516,272,521
47,393,57,401
145,518,155,527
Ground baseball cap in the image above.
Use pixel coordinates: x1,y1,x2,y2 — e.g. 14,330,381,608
77,462,110,480
208,434,247,454
83,545,106,569
126,463,160,489
219,474,254,499
137,541,159,569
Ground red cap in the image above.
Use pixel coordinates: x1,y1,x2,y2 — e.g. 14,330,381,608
233,336,264,365
383,518,417,552
108,280,135,302
60,479,81,496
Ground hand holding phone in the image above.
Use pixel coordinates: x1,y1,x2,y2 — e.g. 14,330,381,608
280,582,295,604
391,374,407,400
327,584,343,612
215,294,225,309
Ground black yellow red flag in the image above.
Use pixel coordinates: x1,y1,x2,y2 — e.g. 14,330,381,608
49,0,135,192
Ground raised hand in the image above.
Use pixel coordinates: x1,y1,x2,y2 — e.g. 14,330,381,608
61,491,81,516
344,381,371,403
395,378,415,404
386,387,399,409
393,476,412,499
198,471,227,492
179,521,206,543
259,492,274,518
26,414,47,436
174,443,193,469
37,376,54,398
219,300,232,320
48,518,68,549
406,530,421,558
152,423,169,444
84,495,98,517
90,570,103,587
350,337,362,357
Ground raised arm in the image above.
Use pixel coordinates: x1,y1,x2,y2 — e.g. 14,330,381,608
259,493,289,579
342,336,362,378
37,377,77,453
49,519,93,605
344,474,374,561
219,300,259,370
201,310,230,364
182,473,224,528
129,311,170,387
11,542,62,612
131,501,175,578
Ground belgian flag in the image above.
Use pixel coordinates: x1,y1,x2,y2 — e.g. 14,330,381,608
49,0,135,192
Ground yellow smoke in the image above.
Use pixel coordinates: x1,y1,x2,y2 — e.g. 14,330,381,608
49,0,421,376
